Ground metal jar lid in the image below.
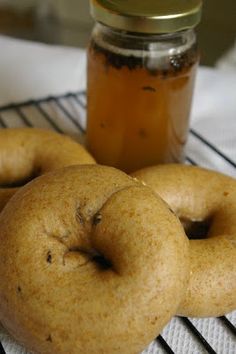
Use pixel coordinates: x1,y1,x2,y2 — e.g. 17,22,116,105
90,0,203,34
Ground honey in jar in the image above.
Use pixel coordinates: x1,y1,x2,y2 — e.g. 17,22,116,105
87,0,202,173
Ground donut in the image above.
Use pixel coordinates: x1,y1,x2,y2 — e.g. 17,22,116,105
132,164,236,317
0,165,189,354
0,128,95,212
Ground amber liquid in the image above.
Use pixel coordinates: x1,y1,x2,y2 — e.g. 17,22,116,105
87,40,198,173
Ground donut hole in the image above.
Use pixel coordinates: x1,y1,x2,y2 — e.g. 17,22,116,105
69,247,112,271
0,168,41,189
180,217,211,240
92,254,112,270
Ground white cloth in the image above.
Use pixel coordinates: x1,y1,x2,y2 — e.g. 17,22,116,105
189,66,236,178
0,35,235,354
0,35,86,105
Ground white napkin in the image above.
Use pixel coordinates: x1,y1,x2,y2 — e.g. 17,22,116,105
0,35,86,105
187,66,236,178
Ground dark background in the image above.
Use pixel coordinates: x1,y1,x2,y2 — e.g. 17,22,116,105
0,0,235,66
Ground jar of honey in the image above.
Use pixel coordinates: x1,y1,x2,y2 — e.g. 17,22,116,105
87,0,202,173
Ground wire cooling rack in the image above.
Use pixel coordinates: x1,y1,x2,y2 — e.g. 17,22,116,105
0,91,235,354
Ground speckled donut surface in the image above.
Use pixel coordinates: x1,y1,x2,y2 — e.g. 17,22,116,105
132,164,236,317
0,165,188,354
0,128,95,211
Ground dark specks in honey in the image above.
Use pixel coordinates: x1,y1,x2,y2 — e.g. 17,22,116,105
170,55,184,71
100,122,105,128
223,191,229,197
46,335,52,342
142,86,156,93
93,213,102,226
47,251,52,264
17,286,22,294
91,39,198,75
139,129,148,139
162,70,168,78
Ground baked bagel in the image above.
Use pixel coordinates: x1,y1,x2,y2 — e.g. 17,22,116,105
0,165,188,354
0,128,95,211
132,164,236,317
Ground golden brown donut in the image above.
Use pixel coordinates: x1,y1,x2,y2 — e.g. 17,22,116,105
0,128,95,211
132,164,236,317
0,165,189,354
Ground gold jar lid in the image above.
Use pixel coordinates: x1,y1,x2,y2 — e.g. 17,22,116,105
90,0,202,34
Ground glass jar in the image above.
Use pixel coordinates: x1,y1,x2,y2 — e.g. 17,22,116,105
87,0,202,173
